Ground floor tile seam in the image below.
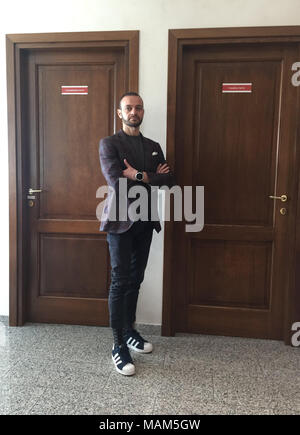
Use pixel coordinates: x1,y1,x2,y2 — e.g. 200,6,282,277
23,389,47,415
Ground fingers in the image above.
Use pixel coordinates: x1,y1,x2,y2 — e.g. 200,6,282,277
156,163,170,173
124,159,131,168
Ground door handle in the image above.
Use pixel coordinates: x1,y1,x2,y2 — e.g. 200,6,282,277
28,188,43,195
269,194,288,202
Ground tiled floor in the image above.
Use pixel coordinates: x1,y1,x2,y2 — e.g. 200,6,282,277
0,316,299,415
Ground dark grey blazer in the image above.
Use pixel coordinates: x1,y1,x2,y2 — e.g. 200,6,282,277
99,129,176,234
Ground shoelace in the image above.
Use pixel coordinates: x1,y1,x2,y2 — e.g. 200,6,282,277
130,330,146,343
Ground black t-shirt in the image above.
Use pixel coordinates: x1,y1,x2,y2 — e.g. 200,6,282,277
126,133,145,171
124,132,155,224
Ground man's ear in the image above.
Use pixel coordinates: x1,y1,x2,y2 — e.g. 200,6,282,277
117,109,122,119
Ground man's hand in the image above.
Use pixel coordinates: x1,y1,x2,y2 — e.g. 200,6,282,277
156,163,170,174
122,159,171,183
123,159,150,183
123,159,138,180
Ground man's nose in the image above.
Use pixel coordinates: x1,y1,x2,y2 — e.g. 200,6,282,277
130,107,137,115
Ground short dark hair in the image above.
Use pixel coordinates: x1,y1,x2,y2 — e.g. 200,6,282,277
119,92,143,109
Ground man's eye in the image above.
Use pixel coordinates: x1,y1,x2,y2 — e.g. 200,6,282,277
124,106,143,111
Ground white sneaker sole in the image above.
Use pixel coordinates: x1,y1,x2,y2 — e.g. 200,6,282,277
111,356,135,376
127,342,153,354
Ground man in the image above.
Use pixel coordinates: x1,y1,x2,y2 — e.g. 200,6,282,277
99,92,175,376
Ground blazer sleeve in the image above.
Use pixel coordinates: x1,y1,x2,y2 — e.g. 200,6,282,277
146,142,176,188
99,138,123,188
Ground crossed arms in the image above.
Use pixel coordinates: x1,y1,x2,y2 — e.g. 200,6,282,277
99,139,176,189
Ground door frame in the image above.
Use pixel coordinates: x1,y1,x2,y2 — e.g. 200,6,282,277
6,30,139,326
162,26,300,345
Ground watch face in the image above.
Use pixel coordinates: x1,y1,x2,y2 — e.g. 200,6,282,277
136,172,143,180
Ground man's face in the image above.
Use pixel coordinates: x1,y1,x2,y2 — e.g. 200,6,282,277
117,95,144,128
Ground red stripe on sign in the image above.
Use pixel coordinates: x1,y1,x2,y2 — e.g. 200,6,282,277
61,86,88,95
222,83,252,93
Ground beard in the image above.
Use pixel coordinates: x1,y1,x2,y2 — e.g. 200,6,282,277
122,115,143,128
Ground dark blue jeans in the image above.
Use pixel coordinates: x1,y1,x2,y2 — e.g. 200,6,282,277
106,221,154,330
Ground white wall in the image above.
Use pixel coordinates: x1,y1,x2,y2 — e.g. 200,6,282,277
1,0,300,323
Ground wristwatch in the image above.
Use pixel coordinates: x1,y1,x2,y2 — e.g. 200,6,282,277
135,171,144,181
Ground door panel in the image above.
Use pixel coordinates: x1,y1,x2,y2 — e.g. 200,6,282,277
22,47,126,325
189,240,271,308
39,234,108,299
38,63,116,219
192,59,279,226
173,43,298,339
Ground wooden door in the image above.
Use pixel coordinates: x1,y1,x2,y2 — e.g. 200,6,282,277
22,46,127,325
172,42,299,339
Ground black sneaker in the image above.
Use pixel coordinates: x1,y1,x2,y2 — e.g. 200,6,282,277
111,344,135,376
123,329,153,354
